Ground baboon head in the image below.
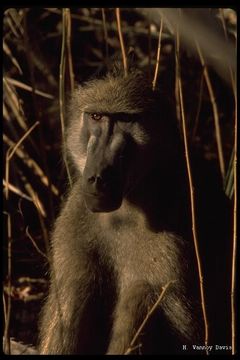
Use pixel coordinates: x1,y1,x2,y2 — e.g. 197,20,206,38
67,67,177,212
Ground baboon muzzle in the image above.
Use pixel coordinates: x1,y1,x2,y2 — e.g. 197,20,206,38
83,164,123,212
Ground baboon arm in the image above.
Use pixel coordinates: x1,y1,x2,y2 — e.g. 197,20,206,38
38,186,103,354
39,266,97,354
107,282,154,355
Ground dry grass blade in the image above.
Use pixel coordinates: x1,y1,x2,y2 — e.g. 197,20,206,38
219,19,237,336
7,121,40,160
3,293,7,328
7,8,24,36
175,21,209,354
195,40,225,180
3,40,23,74
5,8,24,37
5,121,40,201
3,212,12,355
17,169,49,250
65,8,74,93
3,134,59,196
224,150,234,199
231,79,237,356
124,280,176,355
231,106,237,355
26,226,49,261
3,77,27,131
101,8,109,63
192,71,204,139
5,121,47,218
152,18,163,90
59,8,73,187
3,102,11,121
27,186,47,218
3,179,33,201
5,77,54,99
116,8,128,76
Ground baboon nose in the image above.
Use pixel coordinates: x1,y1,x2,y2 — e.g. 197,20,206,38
85,166,121,195
88,175,99,184
87,174,107,191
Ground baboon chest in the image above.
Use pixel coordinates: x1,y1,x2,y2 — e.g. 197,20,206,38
97,207,178,291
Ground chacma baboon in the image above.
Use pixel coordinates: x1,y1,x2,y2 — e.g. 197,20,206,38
38,62,231,355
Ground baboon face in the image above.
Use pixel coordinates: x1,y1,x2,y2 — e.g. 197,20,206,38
67,71,167,212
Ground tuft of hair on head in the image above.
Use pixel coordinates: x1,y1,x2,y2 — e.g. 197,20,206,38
74,50,161,115
107,47,137,78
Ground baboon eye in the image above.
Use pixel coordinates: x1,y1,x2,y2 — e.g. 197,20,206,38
91,113,103,121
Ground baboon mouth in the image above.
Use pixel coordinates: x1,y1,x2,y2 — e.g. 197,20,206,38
84,191,105,198
84,191,122,213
